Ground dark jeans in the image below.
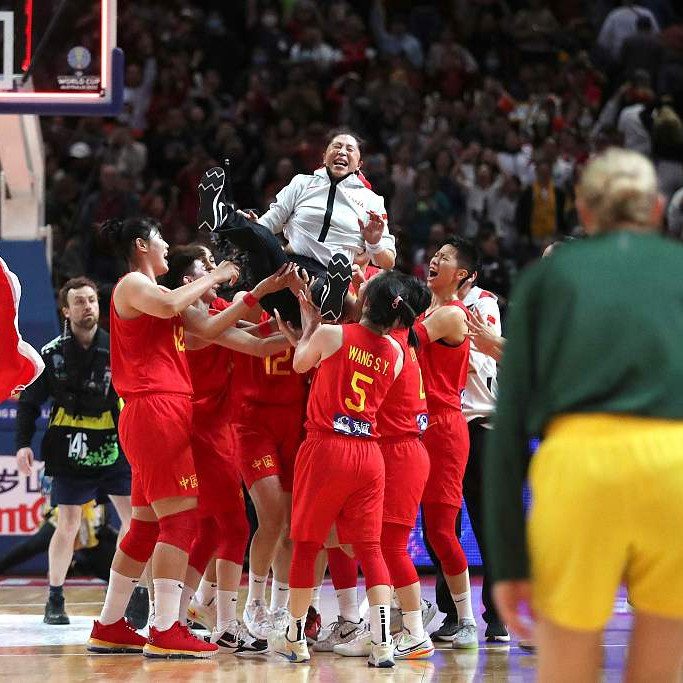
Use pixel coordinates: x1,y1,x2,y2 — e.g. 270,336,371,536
422,418,501,624
218,211,325,325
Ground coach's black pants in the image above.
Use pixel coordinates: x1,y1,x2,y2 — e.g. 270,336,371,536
218,209,325,325
422,418,501,624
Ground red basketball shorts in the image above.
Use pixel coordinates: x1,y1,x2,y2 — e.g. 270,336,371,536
379,436,430,526
421,411,470,506
119,393,197,506
291,433,385,545
232,401,305,492
191,418,245,519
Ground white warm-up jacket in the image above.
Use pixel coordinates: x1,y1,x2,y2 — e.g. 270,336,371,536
257,168,395,266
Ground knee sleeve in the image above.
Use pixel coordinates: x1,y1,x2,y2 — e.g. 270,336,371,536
158,508,198,554
423,502,468,575
188,516,220,573
215,511,250,565
289,541,323,588
327,547,358,590
380,522,418,589
119,518,159,563
353,541,391,589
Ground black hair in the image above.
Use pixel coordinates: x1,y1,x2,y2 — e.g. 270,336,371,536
400,275,431,348
99,217,161,263
439,236,482,287
162,245,206,289
362,270,423,337
324,127,365,156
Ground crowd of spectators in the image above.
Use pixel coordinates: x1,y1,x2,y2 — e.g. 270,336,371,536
43,0,683,311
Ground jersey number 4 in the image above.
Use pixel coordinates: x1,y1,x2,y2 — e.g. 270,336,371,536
345,371,374,413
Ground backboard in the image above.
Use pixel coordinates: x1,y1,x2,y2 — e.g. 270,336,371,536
0,0,122,115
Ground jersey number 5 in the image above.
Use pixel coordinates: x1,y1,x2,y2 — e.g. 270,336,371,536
345,371,374,413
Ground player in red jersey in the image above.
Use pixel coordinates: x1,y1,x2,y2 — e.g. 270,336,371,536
269,270,423,668
412,236,478,649
164,246,293,654
87,217,295,659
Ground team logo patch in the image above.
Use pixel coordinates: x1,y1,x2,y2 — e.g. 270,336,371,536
416,413,429,432
333,413,372,437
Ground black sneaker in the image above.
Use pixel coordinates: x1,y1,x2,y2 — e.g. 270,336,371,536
44,594,70,625
430,613,458,642
319,253,352,322
124,586,150,630
206,621,268,655
197,167,228,231
485,621,510,643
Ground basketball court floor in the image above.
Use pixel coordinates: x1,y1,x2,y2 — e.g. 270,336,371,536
0,576,634,682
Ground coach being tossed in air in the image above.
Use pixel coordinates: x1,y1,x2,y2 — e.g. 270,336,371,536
198,129,395,323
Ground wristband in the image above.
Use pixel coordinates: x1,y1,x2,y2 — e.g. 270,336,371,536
243,291,260,308
365,240,384,254
258,320,274,337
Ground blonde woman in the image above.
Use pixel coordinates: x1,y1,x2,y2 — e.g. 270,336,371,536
485,147,683,682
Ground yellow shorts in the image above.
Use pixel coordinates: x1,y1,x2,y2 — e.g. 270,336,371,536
529,413,683,631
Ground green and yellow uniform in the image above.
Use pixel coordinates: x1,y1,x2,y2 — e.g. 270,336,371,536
485,230,683,629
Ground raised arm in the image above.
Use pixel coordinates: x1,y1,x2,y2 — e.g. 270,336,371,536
416,304,467,346
115,260,238,319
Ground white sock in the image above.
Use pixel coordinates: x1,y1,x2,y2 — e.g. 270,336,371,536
178,584,195,625
153,578,183,631
100,570,139,625
287,613,305,642
216,590,238,632
336,587,360,623
310,585,322,612
270,580,290,611
369,604,390,645
452,590,475,622
195,578,217,607
247,570,268,605
402,609,424,639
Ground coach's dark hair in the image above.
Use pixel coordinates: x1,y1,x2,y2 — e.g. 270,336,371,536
99,217,161,262
324,127,366,155
58,276,98,309
440,236,482,288
363,270,422,334
163,245,206,289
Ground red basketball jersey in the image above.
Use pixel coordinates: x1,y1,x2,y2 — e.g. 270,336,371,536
186,301,233,420
306,323,399,438
110,282,192,399
231,312,307,407
417,300,470,413
376,328,428,438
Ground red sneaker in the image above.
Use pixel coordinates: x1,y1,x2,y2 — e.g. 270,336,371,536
143,621,219,659
87,618,146,653
304,606,321,643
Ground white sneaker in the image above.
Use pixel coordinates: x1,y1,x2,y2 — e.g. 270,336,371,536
333,627,372,657
368,641,395,668
313,616,365,652
267,629,310,663
452,619,479,649
187,596,216,631
393,631,435,660
243,600,271,639
269,607,290,632
208,620,268,655
421,599,437,630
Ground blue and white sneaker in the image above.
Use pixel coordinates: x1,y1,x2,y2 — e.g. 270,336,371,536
267,629,310,663
368,641,395,668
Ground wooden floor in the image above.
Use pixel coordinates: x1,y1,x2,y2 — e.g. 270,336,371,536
0,576,635,682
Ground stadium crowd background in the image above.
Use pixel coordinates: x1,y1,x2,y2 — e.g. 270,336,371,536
42,0,683,317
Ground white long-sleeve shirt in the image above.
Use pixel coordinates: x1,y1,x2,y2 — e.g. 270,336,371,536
461,286,501,424
257,168,395,266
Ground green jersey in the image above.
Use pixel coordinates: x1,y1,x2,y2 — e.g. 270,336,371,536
484,230,683,581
